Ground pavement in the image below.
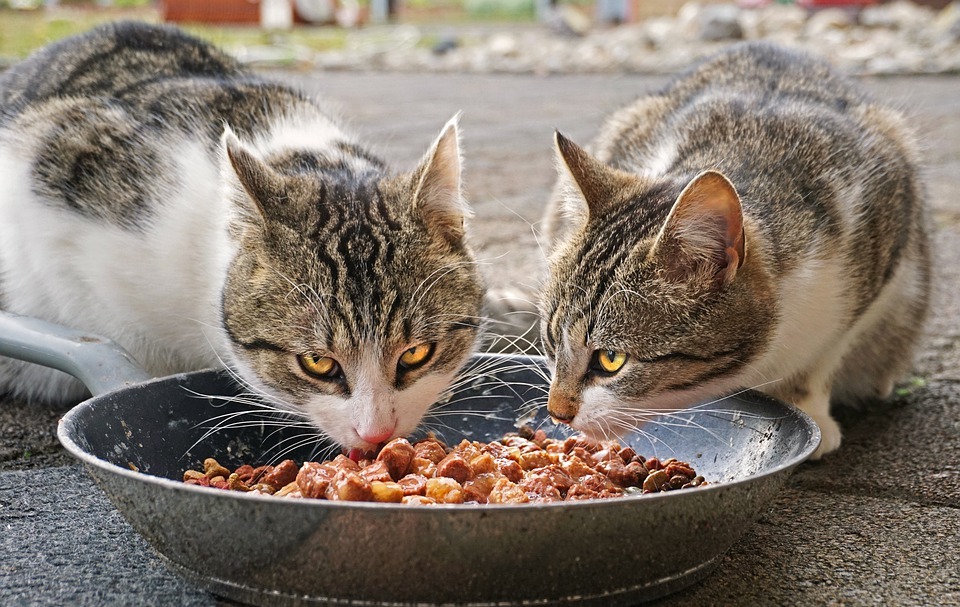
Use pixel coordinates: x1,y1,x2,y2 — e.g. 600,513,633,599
1,69,958,606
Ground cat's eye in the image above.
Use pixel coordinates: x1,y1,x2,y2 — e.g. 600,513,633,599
591,350,628,375
398,343,435,370
298,353,341,379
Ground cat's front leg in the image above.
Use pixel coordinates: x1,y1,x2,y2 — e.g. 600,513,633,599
794,388,842,460
770,372,842,459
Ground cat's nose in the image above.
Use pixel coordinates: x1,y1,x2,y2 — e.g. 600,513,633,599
358,426,395,444
547,391,579,424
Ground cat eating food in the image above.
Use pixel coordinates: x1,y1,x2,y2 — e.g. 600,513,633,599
0,22,485,451
539,42,930,458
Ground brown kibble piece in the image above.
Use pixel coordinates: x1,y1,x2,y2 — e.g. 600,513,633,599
261,459,299,490
183,469,205,482
495,457,524,483
436,453,472,484
227,473,251,492
233,464,256,483
579,473,620,495
519,449,552,471
452,439,483,462
330,455,361,473
560,454,594,480
203,458,230,480
643,469,669,493
664,461,696,480
624,461,649,485
519,471,565,500
591,449,621,465
328,471,373,502
359,460,394,483
487,478,530,504
462,473,499,503
413,438,448,464
377,438,416,480
410,457,437,478
618,447,637,464
468,452,497,475
297,462,337,498
398,474,428,497
597,459,641,488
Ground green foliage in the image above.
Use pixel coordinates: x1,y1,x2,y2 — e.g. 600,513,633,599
465,0,535,20
895,376,928,397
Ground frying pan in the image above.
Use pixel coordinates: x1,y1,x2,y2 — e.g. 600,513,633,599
0,310,819,606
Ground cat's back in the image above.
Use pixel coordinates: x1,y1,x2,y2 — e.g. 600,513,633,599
0,22,335,231
599,42,881,173
666,41,864,110
0,21,243,121
0,21,319,147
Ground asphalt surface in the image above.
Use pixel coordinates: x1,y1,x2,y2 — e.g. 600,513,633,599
1,70,958,606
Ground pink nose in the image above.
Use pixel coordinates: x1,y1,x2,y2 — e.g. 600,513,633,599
358,426,395,445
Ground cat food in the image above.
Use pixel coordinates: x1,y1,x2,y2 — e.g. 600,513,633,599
183,428,707,505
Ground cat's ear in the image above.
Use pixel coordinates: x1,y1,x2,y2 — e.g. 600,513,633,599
651,170,745,287
411,114,469,245
554,131,640,223
222,127,286,221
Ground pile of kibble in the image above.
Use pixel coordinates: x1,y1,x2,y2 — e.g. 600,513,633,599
183,429,706,505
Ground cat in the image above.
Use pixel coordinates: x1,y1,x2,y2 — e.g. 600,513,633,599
0,22,485,452
538,42,931,459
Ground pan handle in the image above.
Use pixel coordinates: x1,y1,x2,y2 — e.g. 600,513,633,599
0,311,152,396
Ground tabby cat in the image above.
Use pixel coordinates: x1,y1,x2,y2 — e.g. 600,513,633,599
539,42,930,458
0,22,485,451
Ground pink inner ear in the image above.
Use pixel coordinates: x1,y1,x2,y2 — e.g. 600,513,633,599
663,170,745,284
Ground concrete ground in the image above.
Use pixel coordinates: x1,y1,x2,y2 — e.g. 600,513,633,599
1,70,958,606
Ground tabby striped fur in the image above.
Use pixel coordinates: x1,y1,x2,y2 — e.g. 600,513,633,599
0,22,484,450
540,42,930,458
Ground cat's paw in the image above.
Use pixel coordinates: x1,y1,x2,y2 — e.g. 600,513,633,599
809,413,842,460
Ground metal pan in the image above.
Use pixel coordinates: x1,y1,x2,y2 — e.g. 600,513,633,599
0,311,819,606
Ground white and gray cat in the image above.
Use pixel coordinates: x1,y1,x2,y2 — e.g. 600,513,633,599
539,42,931,458
0,22,485,451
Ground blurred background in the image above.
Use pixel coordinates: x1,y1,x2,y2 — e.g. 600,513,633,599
1,0,958,75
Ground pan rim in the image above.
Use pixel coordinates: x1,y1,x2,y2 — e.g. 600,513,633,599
56,367,821,513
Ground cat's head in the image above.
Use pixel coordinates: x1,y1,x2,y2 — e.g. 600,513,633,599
218,117,484,450
539,133,776,439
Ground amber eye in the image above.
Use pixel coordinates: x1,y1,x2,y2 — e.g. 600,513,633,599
398,343,434,370
298,353,341,379
591,350,628,375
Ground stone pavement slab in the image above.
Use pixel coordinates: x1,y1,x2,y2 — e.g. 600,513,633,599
0,466,214,607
